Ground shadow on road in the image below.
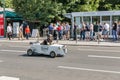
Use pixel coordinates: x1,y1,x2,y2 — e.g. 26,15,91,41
19,54,64,58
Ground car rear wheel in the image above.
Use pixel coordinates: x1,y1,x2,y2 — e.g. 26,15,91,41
50,51,56,58
27,49,33,56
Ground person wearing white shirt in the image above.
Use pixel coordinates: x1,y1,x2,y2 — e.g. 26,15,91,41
102,23,110,40
53,24,57,40
7,23,12,40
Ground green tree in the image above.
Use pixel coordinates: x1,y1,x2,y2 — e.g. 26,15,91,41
0,0,13,8
98,0,120,10
0,0,4,7
5,0,13,8
12,0,120,26
12,0,63,25
55,0,100,12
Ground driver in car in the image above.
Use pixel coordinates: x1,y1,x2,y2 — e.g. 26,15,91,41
42,34,53,45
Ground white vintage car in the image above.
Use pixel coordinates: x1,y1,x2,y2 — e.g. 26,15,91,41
27,42,67,58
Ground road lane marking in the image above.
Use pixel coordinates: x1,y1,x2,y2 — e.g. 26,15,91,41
78,49,120,53
10,46,28,48
88,55,120,59
0,76,20,80
0,50,26,53
0,45,28,48
0,60,3,62
58,66,120,74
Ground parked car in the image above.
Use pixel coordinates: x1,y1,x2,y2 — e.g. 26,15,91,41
27,42,67,58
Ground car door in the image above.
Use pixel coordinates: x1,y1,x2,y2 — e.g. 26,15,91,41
33,44,42,53
40,45,49,55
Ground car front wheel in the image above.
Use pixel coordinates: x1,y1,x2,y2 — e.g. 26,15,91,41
50,51,56,58
27,49,33,56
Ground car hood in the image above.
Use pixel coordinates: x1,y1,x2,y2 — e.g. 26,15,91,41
51,44,64,47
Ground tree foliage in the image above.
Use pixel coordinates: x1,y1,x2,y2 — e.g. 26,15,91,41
98,0,120,10
10,0,120,25
5,0,13,8
12,0,63,25
0,0,13,8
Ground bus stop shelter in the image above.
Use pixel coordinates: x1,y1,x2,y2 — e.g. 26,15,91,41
65,11,120,36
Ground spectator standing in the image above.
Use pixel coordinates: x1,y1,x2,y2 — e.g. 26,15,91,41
61,23,64,39
22,21,28,37
83,23,86,40
102,23,110,40
57,24,62,40
25,25,31,40
7,23,12,40
53,23,57,40
48,23,54,35
73,24,77,40
112,22,117,41
98,23,103,41
80,22,86,40
85,23,90,41
65,22,70,40
18,24,24,40
117,21,120,39
63,23,67,40
94,22,99,41
89,24,94,40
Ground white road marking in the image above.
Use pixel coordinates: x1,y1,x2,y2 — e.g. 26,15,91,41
58,66,120,74
78,49,120,53
0,76,20,80
88,55,120,59
10,46,28,48
0,50,26,53
0,60,3,62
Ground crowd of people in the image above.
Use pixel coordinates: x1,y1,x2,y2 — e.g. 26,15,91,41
6,22,31,40
6,20,120,42
47,22,70,40
75,21,120,41
47,21,120,42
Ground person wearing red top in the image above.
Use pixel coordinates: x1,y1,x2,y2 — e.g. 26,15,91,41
57,24,62,40
25,25,30,40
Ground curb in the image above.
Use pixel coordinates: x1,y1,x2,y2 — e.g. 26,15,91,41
60,43,120,47
0,39,120,47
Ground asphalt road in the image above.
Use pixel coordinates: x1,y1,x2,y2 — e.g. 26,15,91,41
0,42,120,80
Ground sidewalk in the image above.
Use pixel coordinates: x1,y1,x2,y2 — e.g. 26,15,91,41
57,40,120,47
0,37,120,47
